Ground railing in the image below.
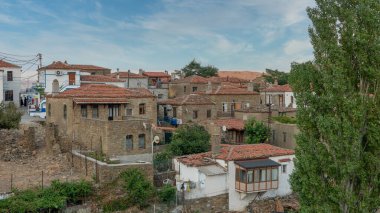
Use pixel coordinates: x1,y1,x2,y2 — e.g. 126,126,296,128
217,110,235,117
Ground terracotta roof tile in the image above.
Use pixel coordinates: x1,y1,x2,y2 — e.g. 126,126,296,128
0,60,21,68
80,75,125,82
158,94,215,106
261,84,293,92
198,85,259,95
109,72,146,79
142,71,171,78
208,76,249,84
171,75,208,84
213,119,245,131
218,71,264,81
51,84,154,100
38,61,110,71
177,144,294,166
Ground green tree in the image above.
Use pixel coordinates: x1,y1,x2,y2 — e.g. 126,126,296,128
263,68,289,85
289,1,380,212
0,102,23,129
34,84,45,97
169,124,211,156
244,118,269,144
181,59,218,77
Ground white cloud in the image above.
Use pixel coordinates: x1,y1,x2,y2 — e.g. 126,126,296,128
283,39,312,55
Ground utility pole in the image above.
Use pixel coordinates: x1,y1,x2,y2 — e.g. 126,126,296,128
37,53,42,83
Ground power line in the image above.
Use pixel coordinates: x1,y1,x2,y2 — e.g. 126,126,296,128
0,51,36,58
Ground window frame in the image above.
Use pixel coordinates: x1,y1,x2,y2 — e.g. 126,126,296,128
7,71,13,81
282,164,287,173
139,103,146,115
192,110,198,119
125,135,133,150
92,105,99,118
192,86,197,92
81,105,87,118
138,134,146,149
207,109,211,118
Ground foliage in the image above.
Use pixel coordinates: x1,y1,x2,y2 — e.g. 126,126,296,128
272,116,297,124
103,197,130,212
0,102,22,129
34,84,45,97
0,180,93,212
289,1,380,212
263,68,289,85
244,118,269,144
120,168,155,209
154,151,173,172
158,184,176,204
181,59,218,77
168,124,211,156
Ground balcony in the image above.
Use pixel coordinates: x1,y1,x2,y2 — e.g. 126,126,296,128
217,110,235,118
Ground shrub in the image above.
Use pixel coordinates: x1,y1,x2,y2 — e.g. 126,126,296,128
169,124,210,156
272,116,297,124
244,118,270,144
154,151,173,172
103,198,130,212
0,102,22,129
158,184,176,204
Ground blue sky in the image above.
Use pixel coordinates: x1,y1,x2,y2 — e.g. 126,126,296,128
0,0,315,77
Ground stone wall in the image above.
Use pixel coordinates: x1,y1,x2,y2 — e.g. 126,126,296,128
182,193,229,213
270,122,299,149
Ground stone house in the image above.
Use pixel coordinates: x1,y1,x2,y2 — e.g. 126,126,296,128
46,84,157,161
173,144,295,211
169,75,209,98
141,71,171,100
270,122,299,150
37,61,111,93
201,118,246,144
261,84,296,108
0,60,21,107
108,71,149,89
157,94,216,125
80,75,125,87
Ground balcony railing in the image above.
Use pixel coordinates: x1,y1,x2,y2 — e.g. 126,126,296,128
217,110,235,117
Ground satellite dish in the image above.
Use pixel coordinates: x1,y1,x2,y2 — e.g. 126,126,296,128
153,135,160,144
222,125,227,132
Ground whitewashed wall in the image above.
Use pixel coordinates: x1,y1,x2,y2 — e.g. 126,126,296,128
39,69,81,93
2,67,21,107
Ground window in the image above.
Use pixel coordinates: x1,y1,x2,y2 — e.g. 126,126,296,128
192,110,198,119
139,103,146,115
63,105,67,120
272,130,276,142
283,132,287,143
92,105,98,118
5,90,13,101
81,105,87,118
207,109,211,118
184,86,187,93
272,168,278,181
7,71,13,81
48,104,51,117
125,104,132,116
240,170,246,182
260,169,266,182
192,87,197,92
247,171,253,183
222,103,228,112
125,135,133,150
173,107,177,117
254,169,260,183
138,134,145,149
157,94,163,99
108,104,120,118
282,165,287,173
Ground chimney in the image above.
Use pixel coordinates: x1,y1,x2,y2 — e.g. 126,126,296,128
164,70,169,75
139,68,144,75
211,125,221,159
206,81,212,94
247,82,254,91
274,78,278,85
116,68,120,79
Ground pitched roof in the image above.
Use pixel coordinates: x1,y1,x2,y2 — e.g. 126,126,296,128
199,84,259,95
50,84,154,101
208,76,249,84
261,84,292,92
213,119,245,131
109,72,146,79
218,71,264,81
80,75,125,82
0,60,20,68
142,71,170,78
158,94,215,106
171,75,208,84
177,144,294,166
38,61,110,71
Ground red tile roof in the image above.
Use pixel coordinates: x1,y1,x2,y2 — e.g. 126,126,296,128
218,71,264,81
198,85,259,95
108,72,146,79
0,60,20,68
38,61,110,71
142,71,171,78
213,119,245,131
208,76,249,84
158,94,215,106
80,75,125,82
177,144,294,166
261,84,293,92
171,75,208,84
49,84,154,101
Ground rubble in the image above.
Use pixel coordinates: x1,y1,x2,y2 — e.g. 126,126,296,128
248,194,299,213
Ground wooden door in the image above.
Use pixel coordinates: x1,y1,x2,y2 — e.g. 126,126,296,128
68,72,76,85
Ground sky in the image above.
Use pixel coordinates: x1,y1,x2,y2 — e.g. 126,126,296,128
0,0,315,78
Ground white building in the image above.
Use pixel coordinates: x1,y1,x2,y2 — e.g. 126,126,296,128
261,84,296,108
108,71,149,89
0,60,21,107
37,61,111,93
174,144,295,212
80,75,125,87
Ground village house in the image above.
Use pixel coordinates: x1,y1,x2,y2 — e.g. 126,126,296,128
140,70,171,100
80,75,125,87
261,84,296,108
108,71,148,88
37,61,111,93
168,75,209,98
0,60,21,107
174,144,295,212
157,93,216,126
201,118,246,144
46,84,157,162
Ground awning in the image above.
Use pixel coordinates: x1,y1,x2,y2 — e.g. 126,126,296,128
235,159,280,169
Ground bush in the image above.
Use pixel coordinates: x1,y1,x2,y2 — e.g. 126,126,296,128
272,116,297,124
0,102,22,129
158,184,176,204
120,168,155,209
154,151,173,172
169,124,210,156
103,197,130,212
244,118,269,144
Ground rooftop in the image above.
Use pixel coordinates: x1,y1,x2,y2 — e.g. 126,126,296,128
109,72,146,79
218,71,264,81
198,84,259,95
0,60,20,68
49,84,154,102
142,71,171,78
158,94,215,106
213,119,245,131
80,75,125,83
171,75,208,84
38,61,110,71
176,144,294,167
261,84,292,92
208,76,250,84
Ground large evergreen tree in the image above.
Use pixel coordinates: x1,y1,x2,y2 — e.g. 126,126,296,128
289,1,380,212
181,59,218,77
